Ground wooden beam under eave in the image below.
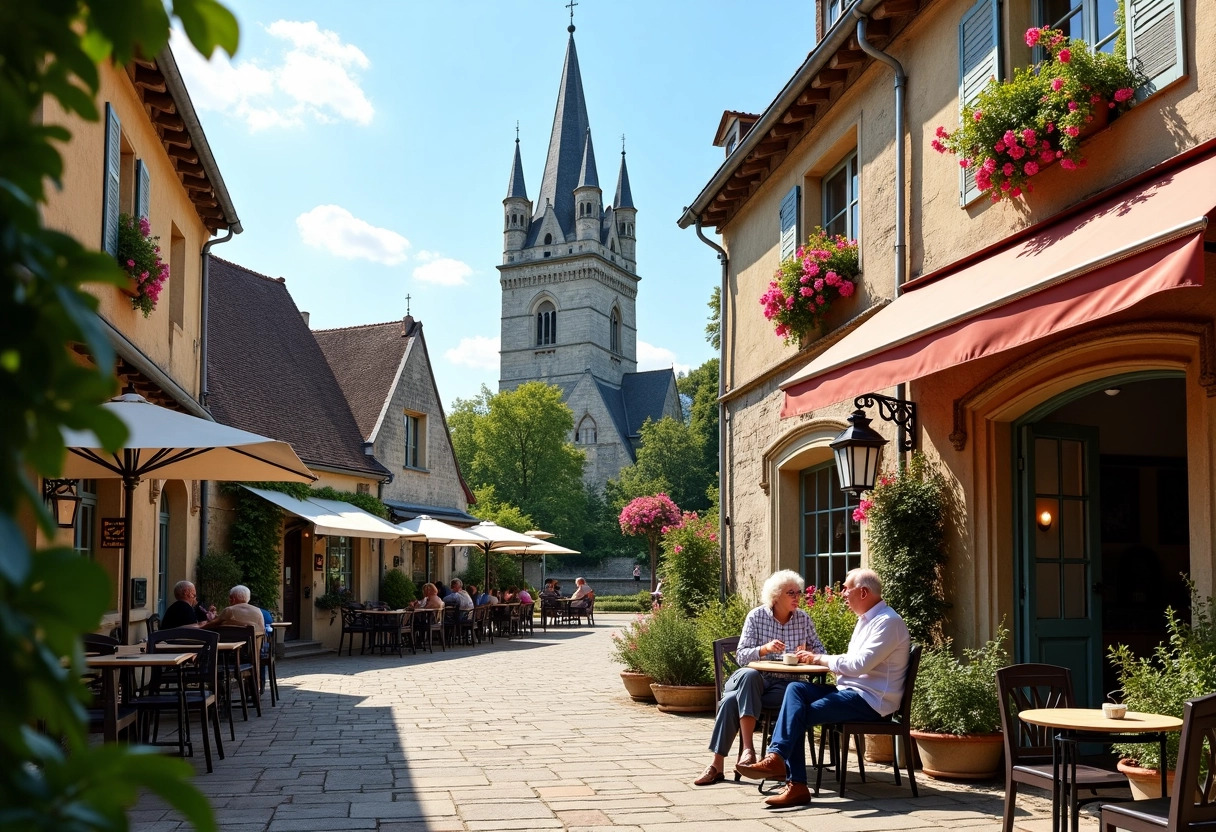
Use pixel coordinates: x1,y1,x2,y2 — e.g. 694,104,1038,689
863,18,893,40
141,91,176,114
797,88,832,105
160,128,191,148
752,139,789,159
812,68,849,88
770,122,803,139
740,160,770,175
167,145,199,164
183,180,214,194
782,104,818,124
133,65,167,93
152,109,185,131
832,48,868,68
175,160,206,178
873,0,919,19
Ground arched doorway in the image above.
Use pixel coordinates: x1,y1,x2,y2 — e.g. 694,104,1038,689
1015,373,1188,705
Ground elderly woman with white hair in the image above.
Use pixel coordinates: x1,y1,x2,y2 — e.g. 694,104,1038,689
693,569,824,786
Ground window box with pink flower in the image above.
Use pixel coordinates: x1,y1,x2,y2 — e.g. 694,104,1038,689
761,228,860,349
115,213,170,317
933,27,1143,203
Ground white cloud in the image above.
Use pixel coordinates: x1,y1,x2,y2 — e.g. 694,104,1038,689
413,257,473,286
170,21,373,130
637,341,690,376
446,335,500,369
295,205,410,265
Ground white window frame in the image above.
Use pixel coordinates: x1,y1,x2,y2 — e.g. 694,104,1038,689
1039,0,1120,54
404,412,424,469
822,152,860,241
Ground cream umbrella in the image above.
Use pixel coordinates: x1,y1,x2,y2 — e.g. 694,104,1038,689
463,521,544,590
60,391,315,642
395,515,486,588
495,536,580,587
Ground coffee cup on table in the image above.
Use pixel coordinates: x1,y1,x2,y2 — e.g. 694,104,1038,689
783,652,799,666
1102,702,1127,719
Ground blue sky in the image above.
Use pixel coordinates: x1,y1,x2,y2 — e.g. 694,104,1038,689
173,1,811,407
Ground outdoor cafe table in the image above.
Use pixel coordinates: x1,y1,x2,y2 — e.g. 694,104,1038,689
361,609,408,655
747,660,830,677
86,648,195,745
1018,707,1183,832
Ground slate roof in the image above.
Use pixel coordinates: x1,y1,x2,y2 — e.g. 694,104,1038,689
312,318,416,441
506,139,528,200
206,257,387,478
577,129,599,189
614,151,634,209
382,499,479,525
593,368,679,460
535,32,591,241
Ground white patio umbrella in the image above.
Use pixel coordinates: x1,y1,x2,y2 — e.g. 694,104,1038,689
466,521,544,590
495,534,580,587
395,515,487,590
60,391,315,642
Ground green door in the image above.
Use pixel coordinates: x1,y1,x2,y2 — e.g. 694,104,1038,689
1019,423,1102,706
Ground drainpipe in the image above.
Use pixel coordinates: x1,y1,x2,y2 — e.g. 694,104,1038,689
198,228,235,561
694,218,729,603
853,10,911,461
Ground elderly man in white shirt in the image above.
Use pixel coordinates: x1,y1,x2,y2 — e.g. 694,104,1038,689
736,568,911,808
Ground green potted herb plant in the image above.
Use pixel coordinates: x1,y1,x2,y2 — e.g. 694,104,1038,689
610,615,657,702
909,627,1008,779
633,606,715,713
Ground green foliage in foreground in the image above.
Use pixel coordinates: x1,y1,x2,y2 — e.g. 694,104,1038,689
910,626,1008,735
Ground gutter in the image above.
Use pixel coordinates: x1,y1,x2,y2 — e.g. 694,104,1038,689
694,219,730,604
677,0,887,229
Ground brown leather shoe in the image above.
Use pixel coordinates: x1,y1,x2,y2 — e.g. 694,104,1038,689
693,765,724,786
736,748,757,768
735,751,786,781
764,781,812,807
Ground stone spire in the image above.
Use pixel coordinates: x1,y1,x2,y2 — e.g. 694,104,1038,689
536,30,591,237
577,129,599,189
506,137,528,200
614,148,634,209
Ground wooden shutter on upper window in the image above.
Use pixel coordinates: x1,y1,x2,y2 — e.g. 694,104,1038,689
102,103,122,256
134,159,151,220
1127,0,1185,98
779,185,800,261
957,0,1000,206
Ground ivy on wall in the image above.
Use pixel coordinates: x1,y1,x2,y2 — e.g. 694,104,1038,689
217,482,389,610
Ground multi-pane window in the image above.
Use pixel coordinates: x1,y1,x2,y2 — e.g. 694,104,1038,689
610,308,621,353
326,535,352,594
800,462,861,589
577,416,597,444
1039,0,1120,54
827,0,849,28
536,301,557,346
74,479,97,559
823,153,859,240
404,412,422,469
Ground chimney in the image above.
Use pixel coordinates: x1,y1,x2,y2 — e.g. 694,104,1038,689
401,315,415,336
301,311,310,326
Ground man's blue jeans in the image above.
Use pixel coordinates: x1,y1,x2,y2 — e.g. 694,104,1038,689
768,682,882,783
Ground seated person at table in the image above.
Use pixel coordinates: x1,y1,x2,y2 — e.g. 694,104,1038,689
569,577,594,610
447,579,474,611
411,583,445,611
502,587,517,603
735,568,910,808
435,581,451,602
203,584,267,633
516,586,533,605
693,570,823,789
162,580,207,629
485,588,500,605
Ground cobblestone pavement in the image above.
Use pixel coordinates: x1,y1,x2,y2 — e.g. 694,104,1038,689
131,613,1119,831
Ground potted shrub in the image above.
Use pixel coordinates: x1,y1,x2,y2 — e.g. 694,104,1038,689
909,627,1008,779
379,569,417,609
610,615,656,702
760,228,859,348
1109,594,1216,799
633,606,715,713
933,27,1142,202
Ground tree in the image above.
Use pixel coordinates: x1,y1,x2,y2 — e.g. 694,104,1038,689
677,357,719,494
1,2,237,828
613,417,710,512
619,493,682,592
705,285,721,350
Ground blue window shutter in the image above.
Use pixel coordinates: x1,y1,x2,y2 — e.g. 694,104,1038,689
957,0,1000,206
135,159,151,220
779,185,800,260
102,102,122,256
1127,0,1185,98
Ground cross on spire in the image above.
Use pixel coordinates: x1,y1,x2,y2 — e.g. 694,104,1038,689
566,0,578,31
516,120,520,142
404,293,412,316
620,133,626,154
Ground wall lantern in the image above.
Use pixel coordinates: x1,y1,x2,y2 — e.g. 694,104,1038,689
1037,509,1054,532
43,479,81,529
830,393,918,495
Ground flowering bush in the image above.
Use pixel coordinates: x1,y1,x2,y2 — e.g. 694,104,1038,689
933,27,1142,201
609,614,651,673
116,213,169,317
761,228,859,348
801,584,857,655
620,493,682,591
661,510,719,616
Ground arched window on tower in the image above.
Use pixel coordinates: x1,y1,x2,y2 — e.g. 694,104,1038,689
610,308,621,354
576,415,597,444
544,233,553,245
536,301,556,346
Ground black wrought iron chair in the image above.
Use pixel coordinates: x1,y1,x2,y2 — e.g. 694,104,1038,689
711,636,783,783
215,624,262,728
518,601,535,635
1100,690,1216,832
134,627,224,773
472,605,494,645
82,634,139,741
338,605,372,656
997,663,1127,832
816,643,922,798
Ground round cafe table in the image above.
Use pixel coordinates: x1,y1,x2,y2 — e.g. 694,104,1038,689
747,660,829,676
1018,708,1182,832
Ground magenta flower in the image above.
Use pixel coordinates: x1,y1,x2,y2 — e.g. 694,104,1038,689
1114,87,1134,102
1024,27,1042,47
1058,48,1071,63
1051,77,1064,92
1024,161,1039,176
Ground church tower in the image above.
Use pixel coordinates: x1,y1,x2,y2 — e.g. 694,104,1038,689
497,20,680,490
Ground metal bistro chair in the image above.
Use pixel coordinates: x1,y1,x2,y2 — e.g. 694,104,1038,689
215,624,262,730
1101,690,1216,832
338,605,373,656
472,604,494,645
816,643,922,798
134,627,225,773
997,663,1128,832
82,634,139,741
518,601,535,636
712,636,782,783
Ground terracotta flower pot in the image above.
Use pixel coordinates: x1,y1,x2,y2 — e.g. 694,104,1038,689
118,273,140,299
1117,758,1175,800
650,683,716,713
863,733,895,763
620,670,656,702
910,730,1004,780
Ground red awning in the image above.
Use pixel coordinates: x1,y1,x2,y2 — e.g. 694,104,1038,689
781,151,1216,418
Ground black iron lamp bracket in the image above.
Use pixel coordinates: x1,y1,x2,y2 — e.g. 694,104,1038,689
855,393,917,453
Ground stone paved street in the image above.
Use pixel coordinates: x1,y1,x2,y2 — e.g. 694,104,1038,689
131,614,1117,831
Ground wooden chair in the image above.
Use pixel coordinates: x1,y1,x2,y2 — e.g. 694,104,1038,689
997,663,1127,832
472,605,494,645
711,636,783,783
816,643,922,798
1101,690,1216,832
518,602,535,636
134,627,225,773
412,608,445,653
455,608,476,646
338,605,372,656
215,624,262,728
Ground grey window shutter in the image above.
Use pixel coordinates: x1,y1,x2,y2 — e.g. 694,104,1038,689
102,102,122,256
779,185,800,260
135,159,151,220
1127,0,1184,98
958,0,1000,206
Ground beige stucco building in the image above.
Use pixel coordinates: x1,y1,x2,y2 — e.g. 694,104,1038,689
27,50,241,638
682,0,1212,704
